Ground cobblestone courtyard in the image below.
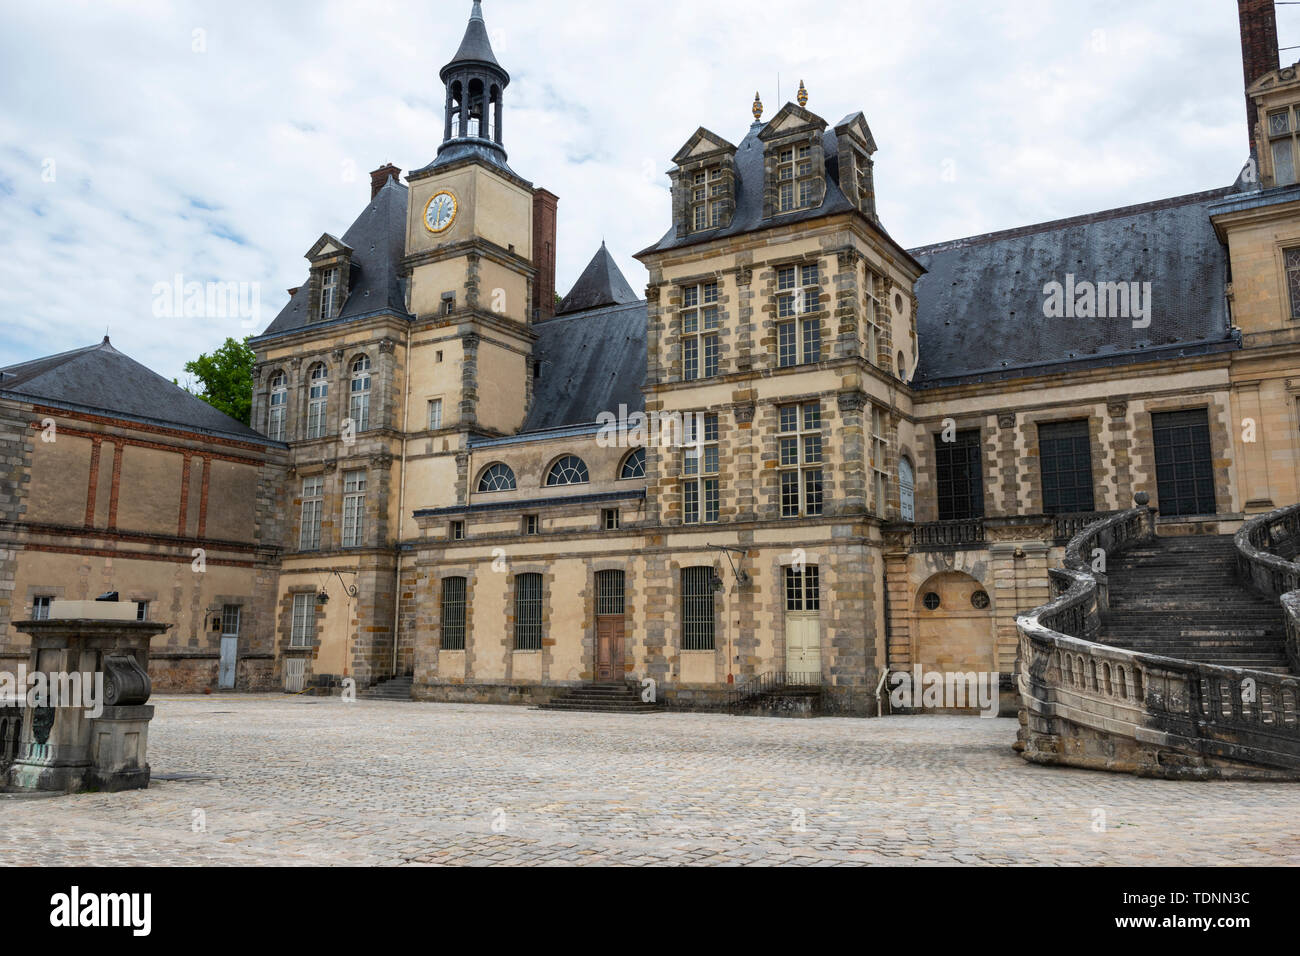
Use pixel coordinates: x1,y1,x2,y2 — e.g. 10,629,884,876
4,694,1300,866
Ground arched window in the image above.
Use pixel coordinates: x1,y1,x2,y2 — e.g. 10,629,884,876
477,463,516,492
267,371,287,441
899,457,915,523
545,455,589,486
896,351,907,381
349,355,371,433
306,364,328,439
619,448,646,480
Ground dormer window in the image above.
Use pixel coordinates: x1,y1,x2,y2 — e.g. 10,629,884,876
777,145,813,212
319,268,338,319
1269,107,1300,185
689,166,727,231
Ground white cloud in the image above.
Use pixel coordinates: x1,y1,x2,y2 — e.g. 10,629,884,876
0,0,1260,381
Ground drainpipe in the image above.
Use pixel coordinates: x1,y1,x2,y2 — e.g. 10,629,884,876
391,322,413,677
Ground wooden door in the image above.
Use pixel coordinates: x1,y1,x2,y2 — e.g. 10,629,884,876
785,615,821,678
595,570,626,682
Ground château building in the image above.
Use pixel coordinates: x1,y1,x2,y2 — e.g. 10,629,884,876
3,0,1299,713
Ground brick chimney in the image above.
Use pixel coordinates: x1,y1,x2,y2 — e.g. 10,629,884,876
531,188,559,321
1239,0,1280,151
370,163,401,199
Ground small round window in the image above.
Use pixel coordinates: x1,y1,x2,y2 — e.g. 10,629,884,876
971,590,990,610
894,292,905,313
922,592,941,610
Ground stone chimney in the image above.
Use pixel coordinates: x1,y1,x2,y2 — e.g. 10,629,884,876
370,163,401,199
531,188,559,321
1239,0,1280,151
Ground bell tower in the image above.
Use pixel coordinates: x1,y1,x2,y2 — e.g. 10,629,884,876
439,0,509,163
403,0,550,438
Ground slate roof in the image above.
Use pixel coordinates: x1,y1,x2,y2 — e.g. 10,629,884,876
257,177,411,339
638,115,913,265
907,187,1240,386
440,1,504,78
0,338,274,444
522,300,647,431
556,242,640,314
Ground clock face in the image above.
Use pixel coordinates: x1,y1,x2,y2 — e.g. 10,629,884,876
424,191,458,233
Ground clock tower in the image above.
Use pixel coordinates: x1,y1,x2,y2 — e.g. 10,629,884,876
403,0,547,436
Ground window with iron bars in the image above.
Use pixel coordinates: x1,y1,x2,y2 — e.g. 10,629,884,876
1037,420,1095,514
440,577,466,650
779,402,823,517
596,570,625,616
681,412,720,524
514,573,543,650
776,263,822,368
680,566,715,650
934,429,985,521
681,281,720,381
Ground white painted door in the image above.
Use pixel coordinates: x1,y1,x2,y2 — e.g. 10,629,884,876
218,604,239,689
785,615,821,679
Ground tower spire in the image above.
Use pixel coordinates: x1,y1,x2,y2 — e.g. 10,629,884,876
438,0,510,163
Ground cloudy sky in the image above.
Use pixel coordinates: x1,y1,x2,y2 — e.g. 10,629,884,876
0,0,1286,383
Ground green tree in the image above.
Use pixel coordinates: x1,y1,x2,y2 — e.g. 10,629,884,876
183,336,255,424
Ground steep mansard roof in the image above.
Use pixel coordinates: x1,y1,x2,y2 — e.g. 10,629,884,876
0,338,272,443
907,186,1241,387
523,300,647,432
258,177,411,339
556,242,640,315
639,116,911,257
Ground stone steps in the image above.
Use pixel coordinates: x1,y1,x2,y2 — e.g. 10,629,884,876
536,683,662,714
1100,534,1290,673
360,676,413,701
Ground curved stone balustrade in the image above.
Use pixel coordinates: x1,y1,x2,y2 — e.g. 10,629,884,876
1016,500,1300,780
1236,504,1300,672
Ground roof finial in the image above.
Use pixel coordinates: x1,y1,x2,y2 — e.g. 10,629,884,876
752,91,763,122
797,79,808,108
470,0,484,22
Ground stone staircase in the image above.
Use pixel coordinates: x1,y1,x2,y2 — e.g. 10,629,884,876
536,682,661,714
1101,534,1290,672
360,675,413,701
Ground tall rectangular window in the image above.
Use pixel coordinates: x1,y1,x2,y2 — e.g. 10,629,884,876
1038,420,1095,514
680,282,720,381
221,604,241,636
1285,247,1300,320
306,366,328,439
291,593,315,647
428,398,443,430
341,470,366,548
681,567,716,650
32,595,52,620
870,405,889,517
1152,409,1216,517
514,573,543,650
864,269,883,366
136,601,150,622
681,412,720,524
688,165,723,232
319,267,337,318
1269,107,1300,186
299,476,323,551
440,577,466,651
775,263,821,367
779,402,823,517
934,429,984,521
